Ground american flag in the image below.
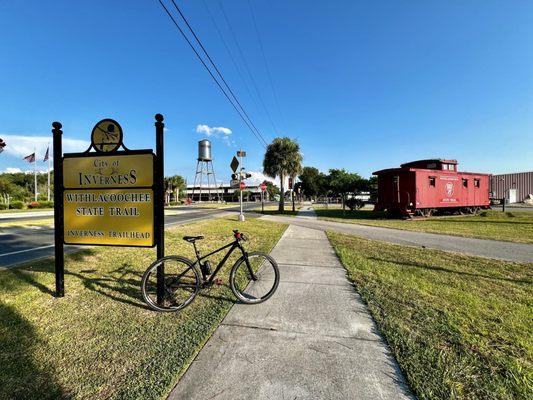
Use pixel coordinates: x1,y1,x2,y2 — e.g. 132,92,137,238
24,152,35,163
43,147,49,162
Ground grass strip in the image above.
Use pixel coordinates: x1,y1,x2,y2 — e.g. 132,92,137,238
328,232,533,399
317,209,533,244
0,217,287,399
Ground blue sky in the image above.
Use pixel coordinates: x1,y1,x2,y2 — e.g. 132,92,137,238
1,0,532,184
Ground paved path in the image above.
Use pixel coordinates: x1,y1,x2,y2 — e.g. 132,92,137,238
168,223,413,400
259,207,533,263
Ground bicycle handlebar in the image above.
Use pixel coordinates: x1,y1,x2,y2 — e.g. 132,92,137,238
233,230,247,242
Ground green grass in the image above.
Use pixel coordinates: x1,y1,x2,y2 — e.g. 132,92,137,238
0,208,53,213
316,209,533,243
0,217,287,399
0,218,54,230
328,232,533,399
251,203,301,216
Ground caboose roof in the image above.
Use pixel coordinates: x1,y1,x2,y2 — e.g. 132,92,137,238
400,159,457,168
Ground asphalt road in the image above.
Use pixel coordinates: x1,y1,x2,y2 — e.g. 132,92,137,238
0,203,259,269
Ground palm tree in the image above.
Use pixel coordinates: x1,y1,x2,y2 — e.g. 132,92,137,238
263,137,303,212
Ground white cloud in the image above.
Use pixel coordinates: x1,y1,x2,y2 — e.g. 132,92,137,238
0,134,90,161
4,167,22,173
196,124,232,137
247,171,280,187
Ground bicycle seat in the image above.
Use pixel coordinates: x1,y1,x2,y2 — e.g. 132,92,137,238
183,235,204,243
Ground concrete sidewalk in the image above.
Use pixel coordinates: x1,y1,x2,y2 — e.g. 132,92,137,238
168,224,413,400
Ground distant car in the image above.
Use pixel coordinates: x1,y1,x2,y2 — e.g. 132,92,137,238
373,159,491,217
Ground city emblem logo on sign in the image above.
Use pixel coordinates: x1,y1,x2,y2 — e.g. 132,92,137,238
445,182,454,197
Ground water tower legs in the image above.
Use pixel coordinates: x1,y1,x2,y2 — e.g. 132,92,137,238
191,159,218,202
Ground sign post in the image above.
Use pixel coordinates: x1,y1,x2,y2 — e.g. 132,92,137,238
52,122,65,297
51,115,165,298
155,114,165,305
260,182,267,213
237,150,246,222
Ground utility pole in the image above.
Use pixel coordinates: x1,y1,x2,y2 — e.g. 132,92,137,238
33,146,37,202
237,149,247,222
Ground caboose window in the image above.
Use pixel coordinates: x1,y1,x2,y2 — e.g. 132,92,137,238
462,178,468,188
474,178,480,188
429,177,436,187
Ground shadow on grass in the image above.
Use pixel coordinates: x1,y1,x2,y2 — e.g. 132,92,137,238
9,250,150,310
0,303,67,399
367,256,532,285
315,209,392,220
255,210,299,216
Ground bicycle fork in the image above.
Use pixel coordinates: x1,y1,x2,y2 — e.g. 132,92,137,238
243,252,258,281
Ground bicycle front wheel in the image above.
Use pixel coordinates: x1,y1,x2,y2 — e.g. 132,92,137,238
230,252,279,304
141,256,200,312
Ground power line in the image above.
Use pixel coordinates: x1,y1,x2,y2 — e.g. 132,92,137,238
169,0,269,147
247,0,286,132
202,0,261,116
217,0,280,137
156,0,268,148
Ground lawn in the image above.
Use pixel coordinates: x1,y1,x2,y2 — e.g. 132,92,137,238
0,208,53,213
316,208,533,243
328,232,533,399
0,218,54,230
0,217,287,399
251,203,301,215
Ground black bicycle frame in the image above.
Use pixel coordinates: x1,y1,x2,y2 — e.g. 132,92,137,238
191,239,250,283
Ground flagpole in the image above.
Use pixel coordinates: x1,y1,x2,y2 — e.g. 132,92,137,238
34,146,37,202
47,144,51,201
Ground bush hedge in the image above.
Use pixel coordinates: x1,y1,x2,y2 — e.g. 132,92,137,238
27,201,54,209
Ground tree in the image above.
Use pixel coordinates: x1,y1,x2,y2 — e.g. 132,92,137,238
164,175,186,204
263,137,303,213
262,180,280,201
299,167,321,199
328,169,364,211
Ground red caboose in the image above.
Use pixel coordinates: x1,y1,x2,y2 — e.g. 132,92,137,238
373,159,491,217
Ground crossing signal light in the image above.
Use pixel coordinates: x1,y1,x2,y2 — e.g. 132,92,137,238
231,173,238,180
0,138,5,153
245,173,252,179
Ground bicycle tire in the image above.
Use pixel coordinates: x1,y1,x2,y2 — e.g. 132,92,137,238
141,255,200,312
229,252,280,304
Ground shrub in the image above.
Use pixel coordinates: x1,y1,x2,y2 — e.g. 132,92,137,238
27,201,54,209
9,201,24,209
0,203,7,210
345,198,364,211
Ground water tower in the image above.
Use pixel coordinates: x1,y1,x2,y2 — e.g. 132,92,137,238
191,139,219,202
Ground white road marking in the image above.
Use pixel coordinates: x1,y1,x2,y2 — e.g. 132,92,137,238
0,244,54,257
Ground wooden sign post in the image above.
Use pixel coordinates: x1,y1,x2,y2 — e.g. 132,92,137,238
52,114,165,298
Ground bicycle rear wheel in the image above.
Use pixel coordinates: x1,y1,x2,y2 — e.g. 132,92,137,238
230,252,279,304
141,256,200,312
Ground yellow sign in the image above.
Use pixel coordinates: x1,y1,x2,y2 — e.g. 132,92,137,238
63,153,154,189
63,189,154,246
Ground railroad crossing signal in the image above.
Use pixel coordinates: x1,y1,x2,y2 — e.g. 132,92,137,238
0,138,6,153
260,183,267,192
237,150,246,158
230,156,239,173
288,177,293,190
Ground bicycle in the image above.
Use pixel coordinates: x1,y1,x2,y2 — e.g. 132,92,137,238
141,230,280,312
